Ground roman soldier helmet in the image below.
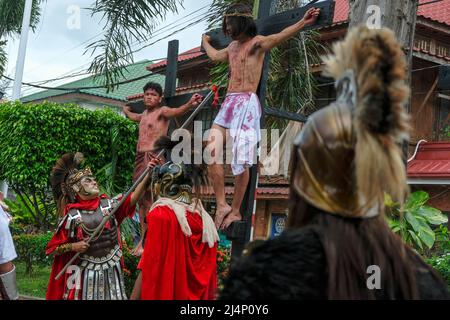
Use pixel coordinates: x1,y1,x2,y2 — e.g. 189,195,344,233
290,26,411,219
150,135,208,204
50,152,93,216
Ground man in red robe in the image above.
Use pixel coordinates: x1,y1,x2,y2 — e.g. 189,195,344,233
132,137,219,300
46,152,157,300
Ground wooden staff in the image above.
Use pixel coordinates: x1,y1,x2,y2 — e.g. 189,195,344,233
55,90,215,280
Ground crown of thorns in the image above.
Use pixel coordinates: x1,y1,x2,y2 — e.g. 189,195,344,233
224,11,254,18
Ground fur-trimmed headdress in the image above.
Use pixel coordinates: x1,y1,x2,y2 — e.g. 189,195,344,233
291,26,411,218
50,152,92,216
151,134,209,202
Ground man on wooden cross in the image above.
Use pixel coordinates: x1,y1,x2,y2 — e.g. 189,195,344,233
202,3,320,230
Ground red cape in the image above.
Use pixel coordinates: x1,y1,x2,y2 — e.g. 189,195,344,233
46,194,135,300
140,205,217,300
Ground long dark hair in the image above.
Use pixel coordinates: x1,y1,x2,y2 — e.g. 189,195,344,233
222,4,257,39
152,135,209,201
287,162,445,299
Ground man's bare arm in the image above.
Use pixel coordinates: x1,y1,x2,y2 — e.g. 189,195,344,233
122,105,142,122
202,34,229,62
252,7,320,53
160,93,203,119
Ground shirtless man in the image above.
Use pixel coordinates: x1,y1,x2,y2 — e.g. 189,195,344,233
202,4,320,230
123,82,202,255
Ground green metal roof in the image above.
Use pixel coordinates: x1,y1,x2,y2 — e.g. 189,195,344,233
21,60,164,103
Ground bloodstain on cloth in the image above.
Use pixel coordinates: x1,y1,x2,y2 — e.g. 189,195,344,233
213,92,262,176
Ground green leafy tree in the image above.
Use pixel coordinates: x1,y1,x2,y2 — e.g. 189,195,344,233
386,191,448,253
13,233,52,274
86,0,182,91
0,101,138,231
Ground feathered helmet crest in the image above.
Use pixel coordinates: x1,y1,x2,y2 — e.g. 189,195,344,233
291,26,411,219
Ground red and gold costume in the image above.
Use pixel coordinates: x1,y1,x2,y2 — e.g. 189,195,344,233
137,149,219,300
46,153,136,300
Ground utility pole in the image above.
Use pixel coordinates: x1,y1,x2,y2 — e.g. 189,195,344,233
12,0,33,100
348,0,419,98
2,0,33,197
348,0,419,161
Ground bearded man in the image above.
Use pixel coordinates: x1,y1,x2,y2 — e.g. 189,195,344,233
45,152,156,300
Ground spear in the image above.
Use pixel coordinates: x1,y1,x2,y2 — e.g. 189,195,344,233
55,89,215,280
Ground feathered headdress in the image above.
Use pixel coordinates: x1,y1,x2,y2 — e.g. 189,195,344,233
292,26,411,218
152,133,209,199
50,152,92,216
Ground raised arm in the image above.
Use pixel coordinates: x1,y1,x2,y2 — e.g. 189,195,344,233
122,105,142,122
202,34,229,63
160,93,203,119
251,7,320,53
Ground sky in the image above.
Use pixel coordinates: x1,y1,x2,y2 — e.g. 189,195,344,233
3,0,213,98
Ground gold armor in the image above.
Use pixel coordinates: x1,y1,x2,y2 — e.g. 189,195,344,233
151,162,193,204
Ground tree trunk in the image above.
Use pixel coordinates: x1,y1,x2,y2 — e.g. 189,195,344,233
349,0,418,45
348,0,419,157
348,0,419,85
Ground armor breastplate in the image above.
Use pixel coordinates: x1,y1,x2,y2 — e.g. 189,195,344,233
80,207,119,259
67,199,120,260
63,197,127,300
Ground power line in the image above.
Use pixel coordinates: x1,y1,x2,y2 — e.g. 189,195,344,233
30,49,205,87
17,22,208,95
315,63,450,88
24,31,105,77
24,4,210,85
2,71,155,91
13,56,450,93
14,56,449,95
128,17,206,58
19,5,210,94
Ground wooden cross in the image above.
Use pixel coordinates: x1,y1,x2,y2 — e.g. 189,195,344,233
127,0,335,259
203,0,335,258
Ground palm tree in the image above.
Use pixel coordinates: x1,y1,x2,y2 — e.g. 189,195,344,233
0,0,182,90
0,0,320,110
86,0,182,91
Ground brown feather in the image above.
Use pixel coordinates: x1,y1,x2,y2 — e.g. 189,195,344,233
322,26,410,208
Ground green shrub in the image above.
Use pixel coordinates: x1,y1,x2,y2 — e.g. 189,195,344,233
13,233,53,275
386,191,448,253
442,125,450,139
120,241,233,296
217,245,231,290
427,254,450,288
433,225,450,256
0,101,138,231
122,241,140,297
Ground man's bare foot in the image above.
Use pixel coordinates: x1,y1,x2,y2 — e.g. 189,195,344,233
220,211,242,230
215,204,232,229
